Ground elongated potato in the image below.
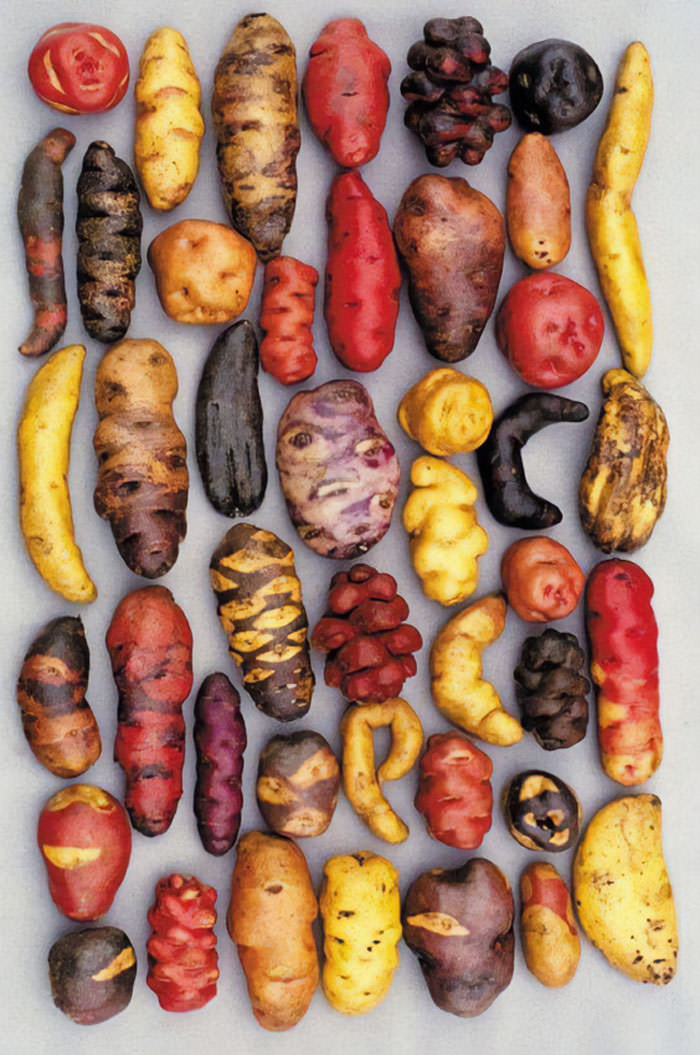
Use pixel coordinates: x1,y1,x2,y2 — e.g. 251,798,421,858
520,862,579,987
212,14,300,261
586,43,653,376
134,27,204,211
573,794,677,984
506,133,571,269
18,344,96,603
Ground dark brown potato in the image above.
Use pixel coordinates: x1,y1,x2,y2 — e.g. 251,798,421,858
503,770,581,852
256,730,339,837
17,616,100,778
48,926,137,1025
514,629,589,749
403,858,514,1017
393,174,505,362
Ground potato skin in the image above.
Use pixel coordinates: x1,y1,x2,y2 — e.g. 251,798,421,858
48,926,137,1025
212,14,300,261
393,174,505,363
579,368,668,553
520,862,579,987
403,858,514,1017
256,730,339,838
506,133,570,269
228,831,319,1030
320,850,401,1015
134,27,204,211
573,794,678,984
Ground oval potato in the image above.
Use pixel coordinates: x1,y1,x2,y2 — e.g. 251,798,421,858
506,133,571,269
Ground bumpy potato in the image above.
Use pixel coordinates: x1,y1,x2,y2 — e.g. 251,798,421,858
148,218,256,324
398,368,493,456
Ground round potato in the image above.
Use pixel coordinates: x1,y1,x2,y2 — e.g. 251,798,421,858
148,219,257,324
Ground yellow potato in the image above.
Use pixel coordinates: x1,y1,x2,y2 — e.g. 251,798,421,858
398,368,493,456
18,345,96,603
573,794,678,985
586,42,653,377
134,26,204,211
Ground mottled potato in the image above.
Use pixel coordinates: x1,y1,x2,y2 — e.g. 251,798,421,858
398,368,493,456
506,133,571,269
520,862,580,987
48,926,137,1025
503,770,581,852
256,730,339,837
148,219,256,324
403,858,514,1017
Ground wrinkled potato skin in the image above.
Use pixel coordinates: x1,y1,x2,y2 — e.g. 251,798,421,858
393,174,505,363
227,831,319,1030
573,794,678,985
320,851,401,1015
520,862,580,987
506,133,571,269
134,27,204,211
148,219,256,324
256,730,339,837
403,858,514,1017
398,368,493,456
579,369,668,553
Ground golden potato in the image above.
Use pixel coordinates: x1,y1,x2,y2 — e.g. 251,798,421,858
148,219,256,324
398,368,493,456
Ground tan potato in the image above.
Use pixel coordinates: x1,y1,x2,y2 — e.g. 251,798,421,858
520,862,580,987
506,133,571,269
148,219,256,324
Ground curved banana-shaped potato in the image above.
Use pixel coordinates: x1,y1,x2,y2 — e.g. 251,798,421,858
586,42,653,377
403,456,488,606
18,344,96,603
430,595,522,746
134,27,204,211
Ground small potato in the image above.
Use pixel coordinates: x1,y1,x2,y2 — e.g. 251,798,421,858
257,730,339,837
503,770,581,853
501,537,584,622
148,218,256,324
398,368,493,456
520,862,580,987
49,926,137,1025
506,134,571,269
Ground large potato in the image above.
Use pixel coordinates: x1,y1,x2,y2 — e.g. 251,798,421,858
573,794,678,984
276,379,400,559
393,174,505,363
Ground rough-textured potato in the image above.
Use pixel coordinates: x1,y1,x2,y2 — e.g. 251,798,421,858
256,730,339,838
506,133,571,268
514,629,590,750
341,697,423,843
320,851,401,1015
212,14,300,261
148,218,256,324
403,858,514,1017
431,595,522,746
276,379,400,559
393,174,505,363
18,344,96,603
403,456,489,606
520,862,579,987
48,926,137,1025
586,42,653,377
573,794,678,984
228,831,319,1030
579,369,668,553
398,368,493,456
147,874,219,1011
134,27,204,211
503,770,581,852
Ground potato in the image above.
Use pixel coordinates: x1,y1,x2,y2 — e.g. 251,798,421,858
520,862,580,988
148,218,256,324
256,730,339,838
573,794,678,984
393,174,505,363
48,926,136,1025
398,368,493,456
403,858,514,1017
506,134,571,269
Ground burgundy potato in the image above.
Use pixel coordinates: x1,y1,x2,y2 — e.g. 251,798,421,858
48,926,137,1025
403,858,514,1017
194,672,247,855
256,730,339,837
393,174,505,363
276,379,400,559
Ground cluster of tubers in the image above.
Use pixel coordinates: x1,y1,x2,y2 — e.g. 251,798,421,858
12,9,677,1040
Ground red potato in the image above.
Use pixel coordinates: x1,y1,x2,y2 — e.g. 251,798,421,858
107,586,193,837
415,732,493,849
38,784,131,921
325,170,401,372
496,272,604,388
147,874,219,1012
193,673,247,855
303,18,391,167
259,256,318,385
501,537,584,622
27,23,129,114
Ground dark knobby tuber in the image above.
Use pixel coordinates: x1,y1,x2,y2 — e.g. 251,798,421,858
514,629,589,750
509,39,603,134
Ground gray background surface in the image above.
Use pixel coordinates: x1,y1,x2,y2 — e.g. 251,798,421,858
2,1,699,1053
